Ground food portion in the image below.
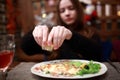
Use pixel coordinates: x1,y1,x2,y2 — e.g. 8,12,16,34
34,60,101,77
42,45,53,52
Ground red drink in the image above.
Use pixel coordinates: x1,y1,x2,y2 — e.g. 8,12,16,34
0,50,14,69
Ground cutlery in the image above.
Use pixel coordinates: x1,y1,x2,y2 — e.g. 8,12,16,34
107,59,120,73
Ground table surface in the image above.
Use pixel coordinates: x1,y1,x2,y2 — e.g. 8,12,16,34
4,61,120,80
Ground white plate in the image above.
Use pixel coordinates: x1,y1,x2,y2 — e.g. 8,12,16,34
31,59,107,79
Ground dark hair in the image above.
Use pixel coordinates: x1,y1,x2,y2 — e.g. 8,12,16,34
56,0,84,32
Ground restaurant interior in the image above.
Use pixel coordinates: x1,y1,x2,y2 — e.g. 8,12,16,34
0,0,120,70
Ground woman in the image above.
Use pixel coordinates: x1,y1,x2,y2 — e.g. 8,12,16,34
20,0,102,62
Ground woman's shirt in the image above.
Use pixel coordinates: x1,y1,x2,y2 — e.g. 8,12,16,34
21,30,102,61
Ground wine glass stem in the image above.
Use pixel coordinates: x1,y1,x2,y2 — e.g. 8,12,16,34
0,71,7,80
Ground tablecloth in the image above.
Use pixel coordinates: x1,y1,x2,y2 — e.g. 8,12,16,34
6,62,120,80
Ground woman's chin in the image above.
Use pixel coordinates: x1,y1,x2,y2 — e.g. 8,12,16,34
66,22,74,25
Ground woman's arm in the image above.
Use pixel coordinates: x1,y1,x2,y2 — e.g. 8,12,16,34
16,48,58,62
16,48,45,62
67,31,102,61
21,30,43,55
19,30,58,62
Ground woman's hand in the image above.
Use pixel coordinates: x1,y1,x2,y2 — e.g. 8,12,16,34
47,26,72,50
32,25,72,50
32,25,49,47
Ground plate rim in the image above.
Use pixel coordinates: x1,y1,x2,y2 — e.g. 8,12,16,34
31,59,108,79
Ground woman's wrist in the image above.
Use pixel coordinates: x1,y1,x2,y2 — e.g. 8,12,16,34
66,30,72,40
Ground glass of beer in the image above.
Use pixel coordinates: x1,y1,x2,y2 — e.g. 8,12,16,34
0,34,15,80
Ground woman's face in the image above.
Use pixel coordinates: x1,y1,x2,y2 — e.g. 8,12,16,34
59,0,77,25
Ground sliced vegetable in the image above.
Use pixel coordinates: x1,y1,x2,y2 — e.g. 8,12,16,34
77,61,101,75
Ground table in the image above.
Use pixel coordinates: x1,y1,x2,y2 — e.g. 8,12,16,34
5,62,120,80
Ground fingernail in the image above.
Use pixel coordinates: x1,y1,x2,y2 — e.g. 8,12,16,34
54,46,58,50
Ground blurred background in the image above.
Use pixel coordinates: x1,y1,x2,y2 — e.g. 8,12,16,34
0,0,120,62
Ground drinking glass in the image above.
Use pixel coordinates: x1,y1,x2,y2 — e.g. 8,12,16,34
0,34,15,80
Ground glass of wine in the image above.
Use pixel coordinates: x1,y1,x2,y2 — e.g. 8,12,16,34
0,34,15,80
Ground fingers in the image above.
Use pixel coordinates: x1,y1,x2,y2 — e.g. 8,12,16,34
52,26,61,49
32,25,49,47
58,29,66,47
57,27,64,48
53,26,64,49
48,27,58,49
48,26,70,50
42,26,49,47
32,25,72,51
47,27,54,46
32,25,43,46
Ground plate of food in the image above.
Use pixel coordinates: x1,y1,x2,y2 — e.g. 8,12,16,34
31,59,107,79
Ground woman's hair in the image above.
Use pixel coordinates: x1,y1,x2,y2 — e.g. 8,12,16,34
56,0,84,31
